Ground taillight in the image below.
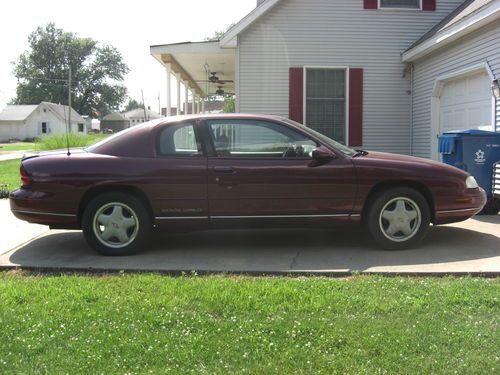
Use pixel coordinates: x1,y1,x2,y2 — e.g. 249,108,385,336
20,165,31,187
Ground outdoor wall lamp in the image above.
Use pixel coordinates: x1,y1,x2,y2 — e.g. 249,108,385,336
492,79,500,99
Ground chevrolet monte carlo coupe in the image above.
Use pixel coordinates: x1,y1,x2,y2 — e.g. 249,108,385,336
10,114,486,255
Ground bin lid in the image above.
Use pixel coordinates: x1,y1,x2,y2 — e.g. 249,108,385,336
438,135,457,154
442,129,500,136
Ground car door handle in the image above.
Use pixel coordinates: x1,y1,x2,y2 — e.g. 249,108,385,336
212,166,235,174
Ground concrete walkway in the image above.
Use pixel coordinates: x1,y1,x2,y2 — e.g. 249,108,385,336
0,198,498,275
0,152,25,161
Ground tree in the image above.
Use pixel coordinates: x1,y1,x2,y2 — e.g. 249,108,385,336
13,23,129,117
205,23,236,41
123,98,143,112
223,97,235,113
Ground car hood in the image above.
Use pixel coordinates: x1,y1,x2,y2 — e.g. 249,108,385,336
352,151,469,177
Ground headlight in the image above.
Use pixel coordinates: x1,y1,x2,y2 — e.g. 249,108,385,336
465,176,479,189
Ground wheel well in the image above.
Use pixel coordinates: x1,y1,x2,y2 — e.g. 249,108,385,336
361,181,435,223
77,185,154,226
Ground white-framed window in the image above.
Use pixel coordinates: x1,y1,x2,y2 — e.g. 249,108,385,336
304,67,348,144
379,0,422,9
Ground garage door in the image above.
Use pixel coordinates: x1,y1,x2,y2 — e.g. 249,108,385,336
439,71,493,133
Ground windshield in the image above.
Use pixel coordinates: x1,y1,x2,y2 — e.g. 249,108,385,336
282,118,358,157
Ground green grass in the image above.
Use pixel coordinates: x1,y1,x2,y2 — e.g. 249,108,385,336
0,273,498,374
0,134,108,153
0,158,21,195
35,133,108,151
0,142,36,152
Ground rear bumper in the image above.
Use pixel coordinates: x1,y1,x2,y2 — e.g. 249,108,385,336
434,187,487,225
10,188,79,228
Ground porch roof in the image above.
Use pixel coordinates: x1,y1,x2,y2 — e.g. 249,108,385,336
150,40,235,97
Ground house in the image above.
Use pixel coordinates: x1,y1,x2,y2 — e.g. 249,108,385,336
100,112,130,133
0,101,86,142
123,107,162,126
150,0,500,160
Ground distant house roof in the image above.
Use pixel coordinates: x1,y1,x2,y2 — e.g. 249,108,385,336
122,108,162,120
0,105,38,121
0,102,85,123
102,112,128,121
403,0,500,62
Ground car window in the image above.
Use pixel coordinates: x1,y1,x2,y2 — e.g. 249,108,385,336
207,120,317,158
157,122,202,156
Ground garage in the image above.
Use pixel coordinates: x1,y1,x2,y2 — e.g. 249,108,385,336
439,70,493,134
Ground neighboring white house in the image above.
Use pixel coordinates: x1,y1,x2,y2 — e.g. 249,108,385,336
122,107,162,126
151,0,500,160
0,102,86,142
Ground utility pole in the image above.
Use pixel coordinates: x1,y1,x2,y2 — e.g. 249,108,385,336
66,66,72,156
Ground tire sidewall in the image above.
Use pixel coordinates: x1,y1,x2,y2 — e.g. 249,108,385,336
366,187,430,250
82,192,151,256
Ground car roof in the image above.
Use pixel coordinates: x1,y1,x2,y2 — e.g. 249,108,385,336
145,113,285,129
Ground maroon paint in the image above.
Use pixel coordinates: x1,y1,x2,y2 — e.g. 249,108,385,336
364,0,378,10
349,68,363,147
10,114,486,232
423,0,437,11
289,67,304,124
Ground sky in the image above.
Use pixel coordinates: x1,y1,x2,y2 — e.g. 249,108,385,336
0,0,256,113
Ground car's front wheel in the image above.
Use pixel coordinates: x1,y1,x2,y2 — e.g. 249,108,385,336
82,192,151,256
365,187,430,250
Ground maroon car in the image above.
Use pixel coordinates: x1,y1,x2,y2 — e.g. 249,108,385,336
10,114,486,255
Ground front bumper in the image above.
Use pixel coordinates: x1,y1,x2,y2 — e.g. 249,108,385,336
434,187,487,225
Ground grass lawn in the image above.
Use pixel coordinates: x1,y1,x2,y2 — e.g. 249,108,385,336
0,273,497,374
0,133,108,153
0,158,21,194
0,142,36,153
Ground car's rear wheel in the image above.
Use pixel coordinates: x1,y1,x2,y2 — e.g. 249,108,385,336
82,192,151,256
365,187,430,250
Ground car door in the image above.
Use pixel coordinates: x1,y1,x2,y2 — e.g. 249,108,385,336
203,118,357,224
147,120,208,223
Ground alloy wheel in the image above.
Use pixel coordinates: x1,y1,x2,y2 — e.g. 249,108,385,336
92,202,139,249
378,197,421,243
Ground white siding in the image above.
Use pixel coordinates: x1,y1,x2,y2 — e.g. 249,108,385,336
238,0,464,153
412,19,500,158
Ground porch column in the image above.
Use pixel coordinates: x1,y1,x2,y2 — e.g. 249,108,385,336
201,99,205,113
176,74,181,116
184,82,189,114
191,90,196,115
165,64,172,117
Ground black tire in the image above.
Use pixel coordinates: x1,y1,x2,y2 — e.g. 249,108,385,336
365,187,430,250
82,192,152,256
481,198,500,215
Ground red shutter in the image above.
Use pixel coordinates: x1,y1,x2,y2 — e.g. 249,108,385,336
422,0,436,11
289,67,304,124
349,68,363,147
364,0,378,9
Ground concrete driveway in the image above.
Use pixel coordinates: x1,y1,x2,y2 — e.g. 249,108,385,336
0,199,499,275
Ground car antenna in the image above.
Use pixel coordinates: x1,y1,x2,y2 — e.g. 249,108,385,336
66,65,72,156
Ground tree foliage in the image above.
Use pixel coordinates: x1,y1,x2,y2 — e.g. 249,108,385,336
205,23,236,41
13,24,129,117
223,97,236,113
123,98,143,112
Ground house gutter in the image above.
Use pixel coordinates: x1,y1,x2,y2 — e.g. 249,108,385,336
409,63,414,156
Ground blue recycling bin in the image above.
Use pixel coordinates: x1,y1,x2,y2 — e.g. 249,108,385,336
438,129,500,200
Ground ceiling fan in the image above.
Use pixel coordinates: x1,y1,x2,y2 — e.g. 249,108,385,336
197,72,234,85
209,86,235,97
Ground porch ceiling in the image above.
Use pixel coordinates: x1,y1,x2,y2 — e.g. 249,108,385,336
150,41,235,97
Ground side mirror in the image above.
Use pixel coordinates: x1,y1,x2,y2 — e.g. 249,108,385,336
311,146,336,161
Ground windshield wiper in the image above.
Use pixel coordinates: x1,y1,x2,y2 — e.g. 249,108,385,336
353,150,368,157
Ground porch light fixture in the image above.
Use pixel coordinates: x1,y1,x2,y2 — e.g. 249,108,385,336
492,79,500,99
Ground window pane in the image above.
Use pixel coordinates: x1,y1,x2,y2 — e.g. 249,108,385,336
380,0,420,9
158,123,201,156
306,68,346,144
208,120,317,158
